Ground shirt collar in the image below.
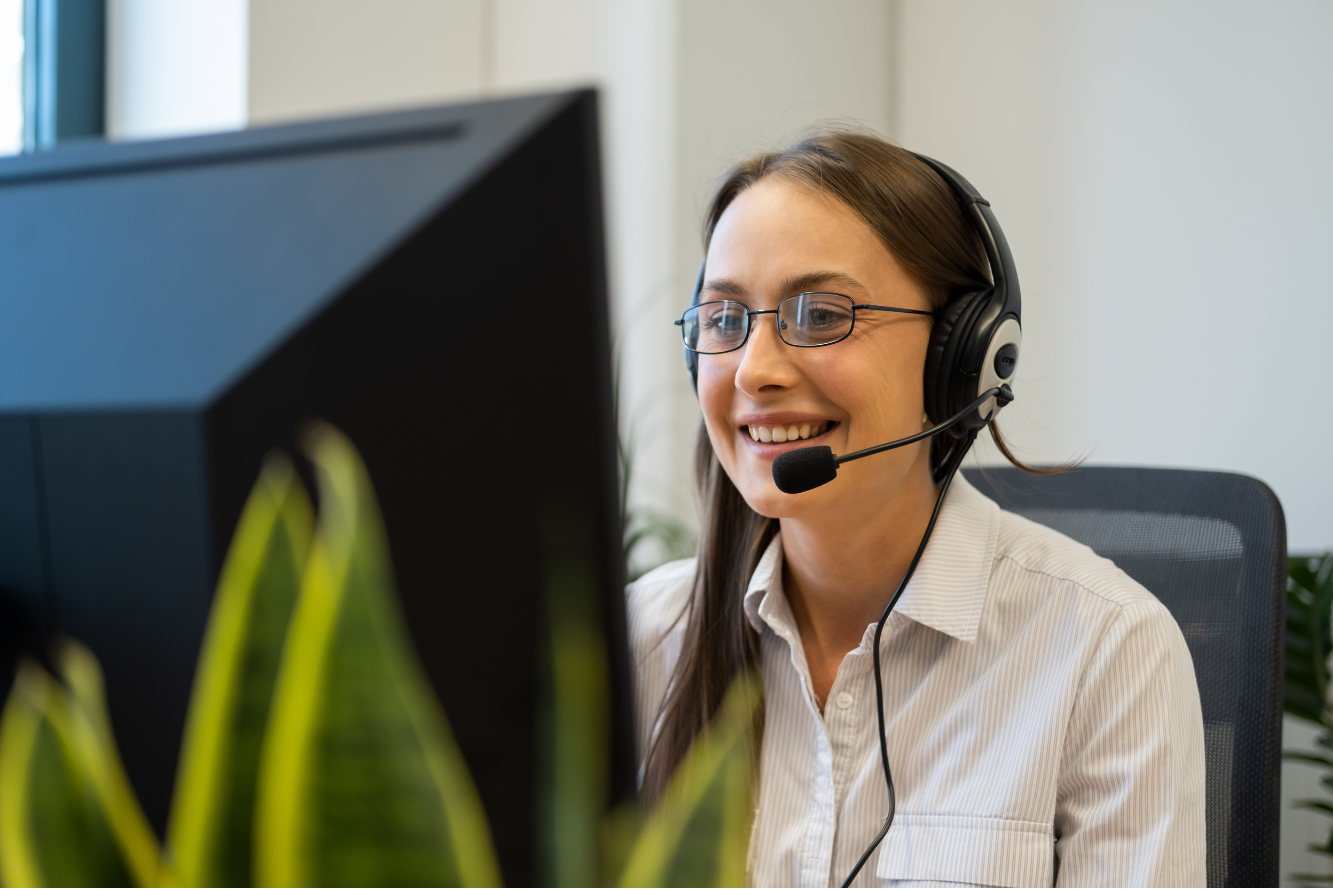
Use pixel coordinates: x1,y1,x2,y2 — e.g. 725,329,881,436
743,532,785,635
742,472,1001,645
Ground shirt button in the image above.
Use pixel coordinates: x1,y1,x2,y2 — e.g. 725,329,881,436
835,692,853,710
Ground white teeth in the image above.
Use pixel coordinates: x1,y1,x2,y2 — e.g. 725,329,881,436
747,422,833,442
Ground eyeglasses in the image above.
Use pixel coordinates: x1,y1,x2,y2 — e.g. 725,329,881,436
675,292,934,355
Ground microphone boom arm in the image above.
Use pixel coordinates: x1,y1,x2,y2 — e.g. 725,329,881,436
835,385,1012,467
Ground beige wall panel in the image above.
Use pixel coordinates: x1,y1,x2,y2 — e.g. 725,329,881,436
677,0,894,248
492,0,608,92
248,0,485,125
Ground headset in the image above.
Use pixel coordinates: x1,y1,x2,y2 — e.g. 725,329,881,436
680,152,1022,884
683,152,1021,442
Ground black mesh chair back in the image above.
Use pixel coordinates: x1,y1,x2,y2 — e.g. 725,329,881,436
963,466,1285,888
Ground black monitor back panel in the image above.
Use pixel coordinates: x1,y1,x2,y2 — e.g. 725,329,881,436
0,90,631,884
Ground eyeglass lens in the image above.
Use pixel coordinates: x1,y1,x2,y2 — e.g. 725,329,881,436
781,293,855,347
682,300,748,354
680,293,858,354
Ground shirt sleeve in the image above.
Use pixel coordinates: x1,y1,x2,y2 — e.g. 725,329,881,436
1054,600,1207,887
624,560,695,768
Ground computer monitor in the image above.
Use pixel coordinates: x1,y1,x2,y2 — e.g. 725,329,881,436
0,89,632,884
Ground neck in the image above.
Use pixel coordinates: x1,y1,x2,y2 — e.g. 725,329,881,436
779,446,941,705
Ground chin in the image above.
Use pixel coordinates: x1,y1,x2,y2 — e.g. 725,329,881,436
735,470,833,519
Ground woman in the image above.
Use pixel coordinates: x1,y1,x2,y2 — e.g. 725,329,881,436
628,132,1205,888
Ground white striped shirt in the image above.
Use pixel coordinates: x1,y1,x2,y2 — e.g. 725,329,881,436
627,473,1206,888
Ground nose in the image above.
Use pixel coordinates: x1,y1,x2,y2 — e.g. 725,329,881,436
734,313,799,397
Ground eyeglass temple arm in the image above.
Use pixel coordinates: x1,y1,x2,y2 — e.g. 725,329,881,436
853,304,936,317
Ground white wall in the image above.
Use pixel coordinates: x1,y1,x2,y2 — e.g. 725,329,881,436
897,0,1333,554
896,4,1333,881
106,0,247,139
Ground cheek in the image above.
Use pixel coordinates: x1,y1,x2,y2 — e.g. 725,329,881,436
697,358,738,445
815,337,927,430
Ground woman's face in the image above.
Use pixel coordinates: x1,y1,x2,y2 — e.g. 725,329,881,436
698,179,936,519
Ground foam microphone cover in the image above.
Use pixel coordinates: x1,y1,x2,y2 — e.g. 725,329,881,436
772,446,839,494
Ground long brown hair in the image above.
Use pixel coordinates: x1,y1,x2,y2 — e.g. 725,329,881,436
640,130,1049,805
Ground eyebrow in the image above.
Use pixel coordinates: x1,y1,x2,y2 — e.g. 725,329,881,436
702,270,868,300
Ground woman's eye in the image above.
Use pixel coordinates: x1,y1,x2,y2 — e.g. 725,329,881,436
803,304,850,329
704,306,745,330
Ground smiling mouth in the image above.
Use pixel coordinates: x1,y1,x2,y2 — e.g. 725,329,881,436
745,421,837,443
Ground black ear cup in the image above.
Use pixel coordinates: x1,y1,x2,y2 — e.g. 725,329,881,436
923,288,993,430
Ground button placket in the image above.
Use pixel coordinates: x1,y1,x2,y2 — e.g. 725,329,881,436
825,648,869,809
801,728,837,888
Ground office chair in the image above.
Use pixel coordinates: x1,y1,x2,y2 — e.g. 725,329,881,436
963,466,1285,888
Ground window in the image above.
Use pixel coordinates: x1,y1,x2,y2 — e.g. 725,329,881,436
0,0,20,154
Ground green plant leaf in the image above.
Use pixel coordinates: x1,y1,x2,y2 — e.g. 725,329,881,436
624,507,696,582
166,454,313,887
254,423,499,888
1296,799,1333,817
0,642,162,887
1286,555,1333,734
538,493,610,886
1286,750,1333,768
618,674,761,888
601,800,643,885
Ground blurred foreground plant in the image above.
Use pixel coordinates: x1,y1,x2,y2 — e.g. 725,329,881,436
0,423,755,887
167,455,312,886
0,426,498,887
0,640,161,886
1285,553,1333,886
254,427,497,886
619,674,760,887
542,481,759,887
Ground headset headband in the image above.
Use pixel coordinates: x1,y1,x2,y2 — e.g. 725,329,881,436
909,154,1021,324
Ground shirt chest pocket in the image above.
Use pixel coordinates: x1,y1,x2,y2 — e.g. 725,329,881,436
876,814,1054,888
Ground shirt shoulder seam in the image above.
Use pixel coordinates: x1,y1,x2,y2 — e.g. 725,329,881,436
991,540,1160,619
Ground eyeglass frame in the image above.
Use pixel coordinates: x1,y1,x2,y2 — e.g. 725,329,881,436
674,291,935,355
